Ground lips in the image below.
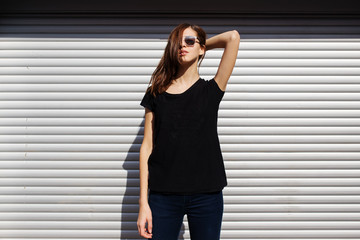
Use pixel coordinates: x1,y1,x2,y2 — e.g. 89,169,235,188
180,50,188,56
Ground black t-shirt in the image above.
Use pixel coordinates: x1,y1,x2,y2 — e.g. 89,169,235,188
140,77,227,194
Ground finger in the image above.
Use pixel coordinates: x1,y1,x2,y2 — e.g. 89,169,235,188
148,218,153,234
139,222,146,236
139,224,152,238
137,223,141,235
140,227,145,237
143,221,153,238
141,228,152,238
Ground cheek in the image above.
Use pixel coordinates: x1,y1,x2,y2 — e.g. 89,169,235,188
191,49,201,57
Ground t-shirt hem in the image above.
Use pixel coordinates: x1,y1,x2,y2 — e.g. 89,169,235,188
140,103,153,112
149,184,226,195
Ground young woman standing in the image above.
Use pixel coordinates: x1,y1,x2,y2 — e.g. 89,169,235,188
137,23,240,240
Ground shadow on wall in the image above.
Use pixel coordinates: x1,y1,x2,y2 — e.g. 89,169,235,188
121,120,186,240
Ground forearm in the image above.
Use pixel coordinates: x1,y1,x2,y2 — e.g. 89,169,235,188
205,30,240,51
139,146,152,205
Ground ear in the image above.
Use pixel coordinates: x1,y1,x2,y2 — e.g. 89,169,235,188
199,44,205,56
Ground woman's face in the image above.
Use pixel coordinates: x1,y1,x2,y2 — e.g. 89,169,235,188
178,27,205,64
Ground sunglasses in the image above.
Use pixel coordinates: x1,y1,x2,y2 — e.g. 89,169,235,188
183,36,200,46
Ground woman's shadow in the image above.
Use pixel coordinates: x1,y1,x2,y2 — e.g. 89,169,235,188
120,117,185,239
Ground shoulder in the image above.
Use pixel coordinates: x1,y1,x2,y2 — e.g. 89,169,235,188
204,77,225,94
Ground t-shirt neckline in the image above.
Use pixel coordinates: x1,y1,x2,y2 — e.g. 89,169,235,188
164,77,202,96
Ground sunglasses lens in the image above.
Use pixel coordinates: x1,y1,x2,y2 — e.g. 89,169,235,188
184,37,196,46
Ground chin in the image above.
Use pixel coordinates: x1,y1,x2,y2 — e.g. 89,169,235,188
179,57,195,63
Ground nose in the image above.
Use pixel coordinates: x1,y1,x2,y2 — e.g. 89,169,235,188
180,39,186,48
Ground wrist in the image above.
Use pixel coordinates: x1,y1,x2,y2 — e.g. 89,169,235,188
139,197,149,205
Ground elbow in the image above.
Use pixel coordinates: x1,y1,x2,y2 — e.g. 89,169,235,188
230,30,240,41
140,142,153,154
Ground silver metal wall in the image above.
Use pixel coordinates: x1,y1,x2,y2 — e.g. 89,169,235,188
1,14,360,239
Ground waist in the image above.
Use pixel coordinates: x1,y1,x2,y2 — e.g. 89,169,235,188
149,189,221,196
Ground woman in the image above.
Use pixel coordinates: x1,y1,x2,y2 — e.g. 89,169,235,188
137,23,240,240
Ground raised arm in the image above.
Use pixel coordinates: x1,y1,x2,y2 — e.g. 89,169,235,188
205,30,240,91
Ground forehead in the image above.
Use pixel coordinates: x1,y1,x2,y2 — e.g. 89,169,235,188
182,27,197,37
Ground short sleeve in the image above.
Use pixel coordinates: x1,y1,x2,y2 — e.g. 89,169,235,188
209,78,225,103
140,90,155,112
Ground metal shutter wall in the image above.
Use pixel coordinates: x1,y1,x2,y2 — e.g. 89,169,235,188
1,14,360,239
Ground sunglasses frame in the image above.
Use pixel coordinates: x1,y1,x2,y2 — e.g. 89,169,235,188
183,36,200,47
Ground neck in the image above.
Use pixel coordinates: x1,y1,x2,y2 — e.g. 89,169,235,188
174,59,200,84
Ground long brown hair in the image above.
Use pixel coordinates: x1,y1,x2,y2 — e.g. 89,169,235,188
145,23,206,97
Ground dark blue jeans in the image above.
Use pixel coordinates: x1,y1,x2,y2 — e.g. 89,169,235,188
147,190,224,240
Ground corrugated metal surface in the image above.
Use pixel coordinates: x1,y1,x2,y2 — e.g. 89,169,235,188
1,14,360,239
